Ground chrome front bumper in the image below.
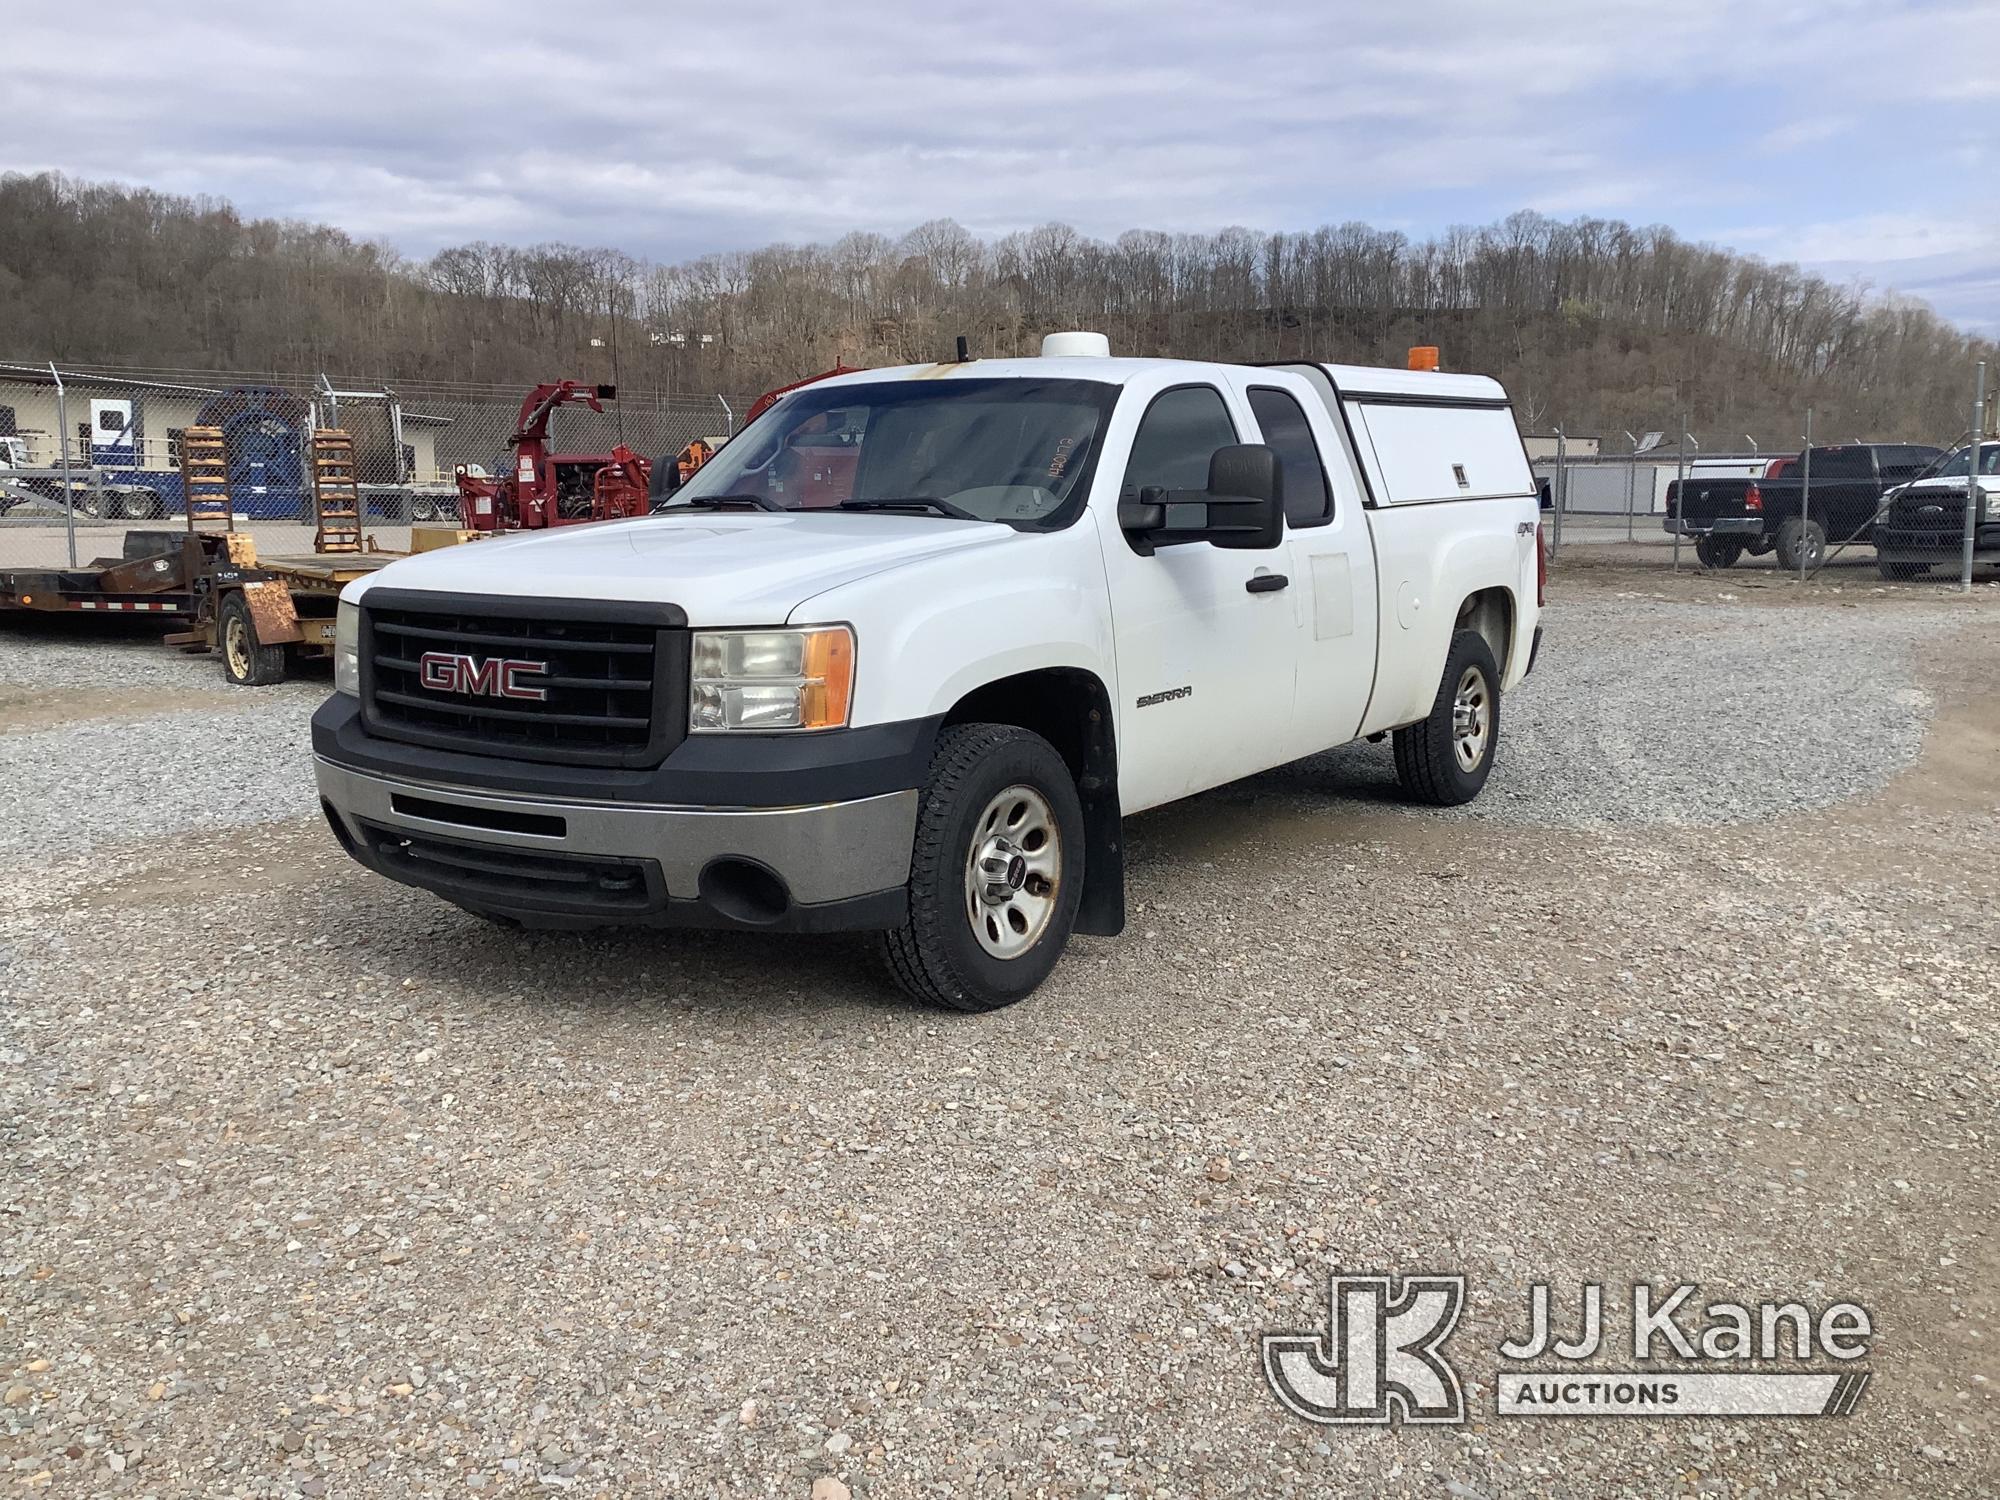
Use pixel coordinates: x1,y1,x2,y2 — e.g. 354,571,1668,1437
315,757,918,924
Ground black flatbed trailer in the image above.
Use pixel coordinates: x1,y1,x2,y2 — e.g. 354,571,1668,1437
0,528,400,685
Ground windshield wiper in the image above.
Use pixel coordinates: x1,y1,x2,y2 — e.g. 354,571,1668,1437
838,497,981,521
663,493,787,512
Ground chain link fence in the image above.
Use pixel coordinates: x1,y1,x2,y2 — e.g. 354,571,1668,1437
6,355,1991,589
0,360,742,573
1530,363,1997,588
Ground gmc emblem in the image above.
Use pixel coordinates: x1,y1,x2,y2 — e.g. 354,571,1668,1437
417,651,549,701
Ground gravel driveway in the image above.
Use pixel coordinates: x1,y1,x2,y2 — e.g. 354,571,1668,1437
3,575,1996,1497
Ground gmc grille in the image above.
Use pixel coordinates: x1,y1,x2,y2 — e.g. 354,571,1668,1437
359,589,689,767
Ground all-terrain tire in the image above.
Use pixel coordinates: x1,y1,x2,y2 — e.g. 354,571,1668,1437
1695,535,1744,569
1393,628,1501,807
219,592,288,686
1774,517,1826,572
878,723,1085,1012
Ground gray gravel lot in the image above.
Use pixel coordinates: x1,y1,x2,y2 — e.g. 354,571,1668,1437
0,632,323,860
0,592,1956,865
2,584,1996,1498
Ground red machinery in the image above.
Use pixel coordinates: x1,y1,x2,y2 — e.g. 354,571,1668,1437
456,367,867,529
456,381,653,531
742,364,862,427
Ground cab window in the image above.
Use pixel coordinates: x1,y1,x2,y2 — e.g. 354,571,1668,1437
1247,387,1332,527
1120,385,1238,499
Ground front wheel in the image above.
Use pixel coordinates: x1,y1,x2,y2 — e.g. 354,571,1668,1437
1394,629,1501,806
879,723,1084,1012
1877,555,1927,581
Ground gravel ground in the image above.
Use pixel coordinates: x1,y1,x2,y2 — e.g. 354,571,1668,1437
0,589,1959,862
0,631,323,860
2,575,1996,1497
1304,596,1942,828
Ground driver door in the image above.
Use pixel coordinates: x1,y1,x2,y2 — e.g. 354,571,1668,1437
1099,382,1302,814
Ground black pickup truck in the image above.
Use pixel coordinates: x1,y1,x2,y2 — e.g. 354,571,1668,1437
1665,443,1942,569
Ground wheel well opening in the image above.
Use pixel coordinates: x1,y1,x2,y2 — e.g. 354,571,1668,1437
942,669,1102,784
1455,588,1515,677
941,668,1124,937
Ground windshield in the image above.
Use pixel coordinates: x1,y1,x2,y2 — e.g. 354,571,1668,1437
668,377,1118,528
1923,442,2000,479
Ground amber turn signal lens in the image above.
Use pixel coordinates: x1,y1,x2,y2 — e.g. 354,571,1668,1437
799,627,855,729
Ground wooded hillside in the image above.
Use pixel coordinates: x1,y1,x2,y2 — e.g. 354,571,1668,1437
2,170,1989,444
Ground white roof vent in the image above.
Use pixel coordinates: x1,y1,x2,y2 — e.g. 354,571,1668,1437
1040,331,1111,358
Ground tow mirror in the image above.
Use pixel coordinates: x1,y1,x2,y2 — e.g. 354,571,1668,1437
1118,443,1284,553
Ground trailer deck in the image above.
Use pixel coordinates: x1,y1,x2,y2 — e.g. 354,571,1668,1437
1,531,404,684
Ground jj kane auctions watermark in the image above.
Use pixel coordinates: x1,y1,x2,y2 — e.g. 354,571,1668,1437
1262,1274,1873,1426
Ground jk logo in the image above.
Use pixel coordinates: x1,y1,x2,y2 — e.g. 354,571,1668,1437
1262,1273,1466,1426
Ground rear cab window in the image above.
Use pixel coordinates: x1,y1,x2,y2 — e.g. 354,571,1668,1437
1247,387,1332,527
1810,447,1876,481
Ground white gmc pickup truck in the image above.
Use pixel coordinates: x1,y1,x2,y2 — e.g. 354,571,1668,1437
314,335,1545,1010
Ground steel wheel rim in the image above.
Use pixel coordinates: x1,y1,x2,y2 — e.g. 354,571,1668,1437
224,613,251,679
1450,665,1490,771
963,784,1061,960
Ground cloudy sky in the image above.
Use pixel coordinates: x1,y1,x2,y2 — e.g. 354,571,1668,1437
8,0,1997,331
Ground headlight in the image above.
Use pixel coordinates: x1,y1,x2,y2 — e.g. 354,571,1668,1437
689,626,853,732
334,600,360,696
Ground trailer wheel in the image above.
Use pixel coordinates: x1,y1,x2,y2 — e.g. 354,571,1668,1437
1695,535,1744,569
220,592,288,686
878,723,1084,1012
1393,628,1501,806
1774,517,1826,572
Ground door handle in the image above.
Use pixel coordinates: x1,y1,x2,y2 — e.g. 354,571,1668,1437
1245,573,1289,594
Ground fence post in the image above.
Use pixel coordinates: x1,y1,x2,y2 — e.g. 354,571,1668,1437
1799,408,1814,583
1623,430,1638,543
50,362,77,567
1672,416,1686,573
1552,428,1566,560
1966,361,1987,594
718,394,734,437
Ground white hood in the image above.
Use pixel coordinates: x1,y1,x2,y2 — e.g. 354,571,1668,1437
347,511,1015,624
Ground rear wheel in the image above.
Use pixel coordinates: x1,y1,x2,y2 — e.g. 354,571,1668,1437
219,592,287,686
879,723,1084,1012
1695,535,1744,569
1774,517,1826,572
1394,629,1501,807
